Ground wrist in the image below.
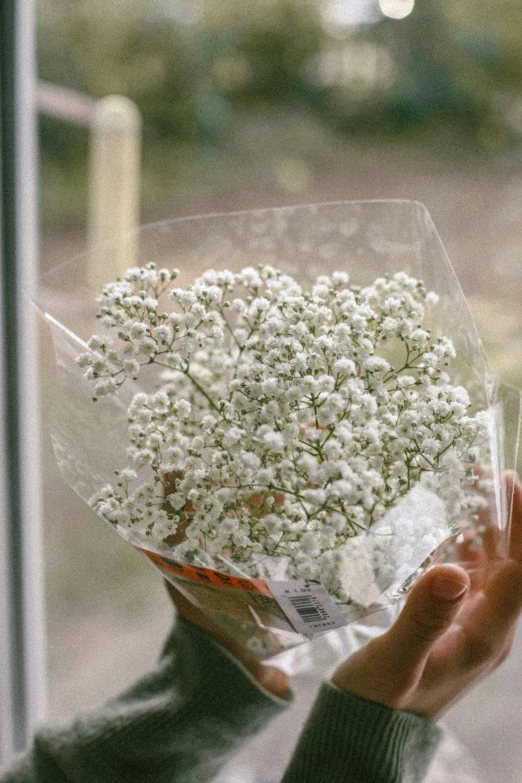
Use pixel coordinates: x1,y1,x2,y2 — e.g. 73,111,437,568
166,579,289,697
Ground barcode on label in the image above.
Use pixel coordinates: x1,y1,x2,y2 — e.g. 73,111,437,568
266,578,347,635
288,595,326,623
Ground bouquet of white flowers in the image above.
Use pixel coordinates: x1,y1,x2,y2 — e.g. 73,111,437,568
38,201,522,665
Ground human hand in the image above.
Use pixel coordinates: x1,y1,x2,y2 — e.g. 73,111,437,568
332,475,522,719
164,579,289,698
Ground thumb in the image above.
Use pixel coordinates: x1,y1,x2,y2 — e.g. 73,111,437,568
382,564,470,671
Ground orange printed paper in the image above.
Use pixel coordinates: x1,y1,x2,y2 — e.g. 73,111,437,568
138,549,273,595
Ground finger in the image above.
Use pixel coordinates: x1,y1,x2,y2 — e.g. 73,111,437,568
457,475,522,646
462,558,522,643
508,473,522,562
164,580,290,697
257,666,289,698
462,467,499,563
382,564,470,672
486,560,522,625
456,531,487,575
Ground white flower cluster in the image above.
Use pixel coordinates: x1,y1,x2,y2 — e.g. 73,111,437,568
78,263,487,606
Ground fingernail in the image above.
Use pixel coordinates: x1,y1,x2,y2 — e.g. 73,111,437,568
260,667,288,697
430,575,469,601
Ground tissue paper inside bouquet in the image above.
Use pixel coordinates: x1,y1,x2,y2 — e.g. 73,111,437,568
38,200,522,666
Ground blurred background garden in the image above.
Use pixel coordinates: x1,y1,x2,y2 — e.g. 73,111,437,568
38,1,522,781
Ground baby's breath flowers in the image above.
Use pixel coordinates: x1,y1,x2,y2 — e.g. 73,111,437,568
78,263,487,607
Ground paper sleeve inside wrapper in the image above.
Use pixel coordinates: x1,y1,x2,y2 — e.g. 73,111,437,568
36,200,522,671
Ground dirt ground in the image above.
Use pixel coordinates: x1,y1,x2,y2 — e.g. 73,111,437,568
40,139,522,783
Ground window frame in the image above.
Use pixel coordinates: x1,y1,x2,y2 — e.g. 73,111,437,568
0,0,47,764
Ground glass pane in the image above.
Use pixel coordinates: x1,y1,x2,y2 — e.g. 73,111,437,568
38,1,522,781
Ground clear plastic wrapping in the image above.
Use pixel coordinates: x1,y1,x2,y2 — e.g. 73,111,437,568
37,200,522,671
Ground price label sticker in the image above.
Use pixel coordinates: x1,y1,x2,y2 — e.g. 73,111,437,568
266,579,347,636
138,547,347,638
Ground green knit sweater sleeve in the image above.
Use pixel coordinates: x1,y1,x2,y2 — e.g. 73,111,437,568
0,617,291,783
0,617,442,783
281,682,442,783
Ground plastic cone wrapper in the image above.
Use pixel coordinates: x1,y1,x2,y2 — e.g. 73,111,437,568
36,201,522,673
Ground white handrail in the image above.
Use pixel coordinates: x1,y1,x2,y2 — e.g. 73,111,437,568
37,84,142,289
88,96,142,289
36,81,96,126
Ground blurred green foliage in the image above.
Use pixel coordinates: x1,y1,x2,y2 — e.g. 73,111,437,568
38,0,321,155
333,0,514,148
38,0,522,222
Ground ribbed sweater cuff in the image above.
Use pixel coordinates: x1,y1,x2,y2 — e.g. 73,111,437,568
162,615,294,720
281,682,442,783
1,617,292,783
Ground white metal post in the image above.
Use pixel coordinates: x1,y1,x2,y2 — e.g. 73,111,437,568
0,0,47,765
88,95,142,290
